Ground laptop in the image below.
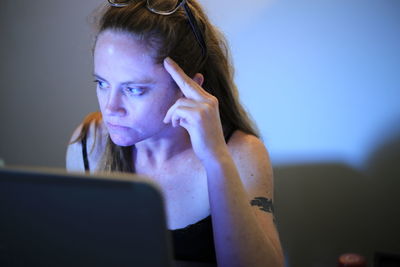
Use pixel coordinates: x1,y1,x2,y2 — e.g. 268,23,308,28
0,167,174,267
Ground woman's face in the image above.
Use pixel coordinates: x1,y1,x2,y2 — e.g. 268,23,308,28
94,30,181,146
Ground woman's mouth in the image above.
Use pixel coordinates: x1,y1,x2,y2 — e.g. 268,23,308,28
107,122,130,131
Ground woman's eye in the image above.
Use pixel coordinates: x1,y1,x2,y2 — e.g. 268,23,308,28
125,87,145,96
94,79,108,89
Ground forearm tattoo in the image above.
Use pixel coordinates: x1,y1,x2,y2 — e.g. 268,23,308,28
250,197,274,213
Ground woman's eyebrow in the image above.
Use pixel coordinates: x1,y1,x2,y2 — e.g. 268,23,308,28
93,73,155,84
93,73,106,81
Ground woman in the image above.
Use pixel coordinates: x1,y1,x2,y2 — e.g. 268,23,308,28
66,0,284,266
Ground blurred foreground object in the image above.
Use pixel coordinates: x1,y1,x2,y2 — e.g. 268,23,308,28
338,253,367,267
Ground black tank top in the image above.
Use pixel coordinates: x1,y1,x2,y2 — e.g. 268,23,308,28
171,215,216,262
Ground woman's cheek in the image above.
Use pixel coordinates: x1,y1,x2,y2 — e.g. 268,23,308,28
97,91,107,112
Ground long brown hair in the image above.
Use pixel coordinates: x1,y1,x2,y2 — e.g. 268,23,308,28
77,0,259,172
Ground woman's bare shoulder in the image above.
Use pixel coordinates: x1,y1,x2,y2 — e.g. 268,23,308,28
227,131,269,160
227,130,274,195
65,114,107,172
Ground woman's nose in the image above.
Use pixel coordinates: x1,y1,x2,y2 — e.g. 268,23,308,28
105,90,126,116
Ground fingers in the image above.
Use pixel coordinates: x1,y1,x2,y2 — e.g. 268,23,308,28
163,98,197,124
170,107,197,129
163,57,206,101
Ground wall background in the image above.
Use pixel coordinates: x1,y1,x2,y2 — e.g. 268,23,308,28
1,0,399,266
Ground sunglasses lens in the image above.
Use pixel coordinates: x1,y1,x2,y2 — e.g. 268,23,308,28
147,0,181,13
109,0,130,6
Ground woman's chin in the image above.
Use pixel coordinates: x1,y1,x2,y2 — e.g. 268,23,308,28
109,134,136,147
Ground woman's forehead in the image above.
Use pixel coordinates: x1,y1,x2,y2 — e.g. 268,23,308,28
94,30,168,82
96,30,151,57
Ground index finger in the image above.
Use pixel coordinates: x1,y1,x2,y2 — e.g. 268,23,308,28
163,57,206,100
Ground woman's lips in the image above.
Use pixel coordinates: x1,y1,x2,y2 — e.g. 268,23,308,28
107,122,130,130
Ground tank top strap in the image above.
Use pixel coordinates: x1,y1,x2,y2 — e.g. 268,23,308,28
81,134,90,172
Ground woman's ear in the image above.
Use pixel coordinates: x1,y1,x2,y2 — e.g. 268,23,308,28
192,73,204,87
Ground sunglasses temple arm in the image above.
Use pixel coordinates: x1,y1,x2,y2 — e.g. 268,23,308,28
183,3,207,57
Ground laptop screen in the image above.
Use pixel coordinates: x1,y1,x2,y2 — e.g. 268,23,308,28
0,167,173,267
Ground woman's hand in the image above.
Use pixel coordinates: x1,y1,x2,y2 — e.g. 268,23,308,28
163,57,228,164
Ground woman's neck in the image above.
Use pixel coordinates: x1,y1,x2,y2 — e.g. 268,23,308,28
134,126,192,170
